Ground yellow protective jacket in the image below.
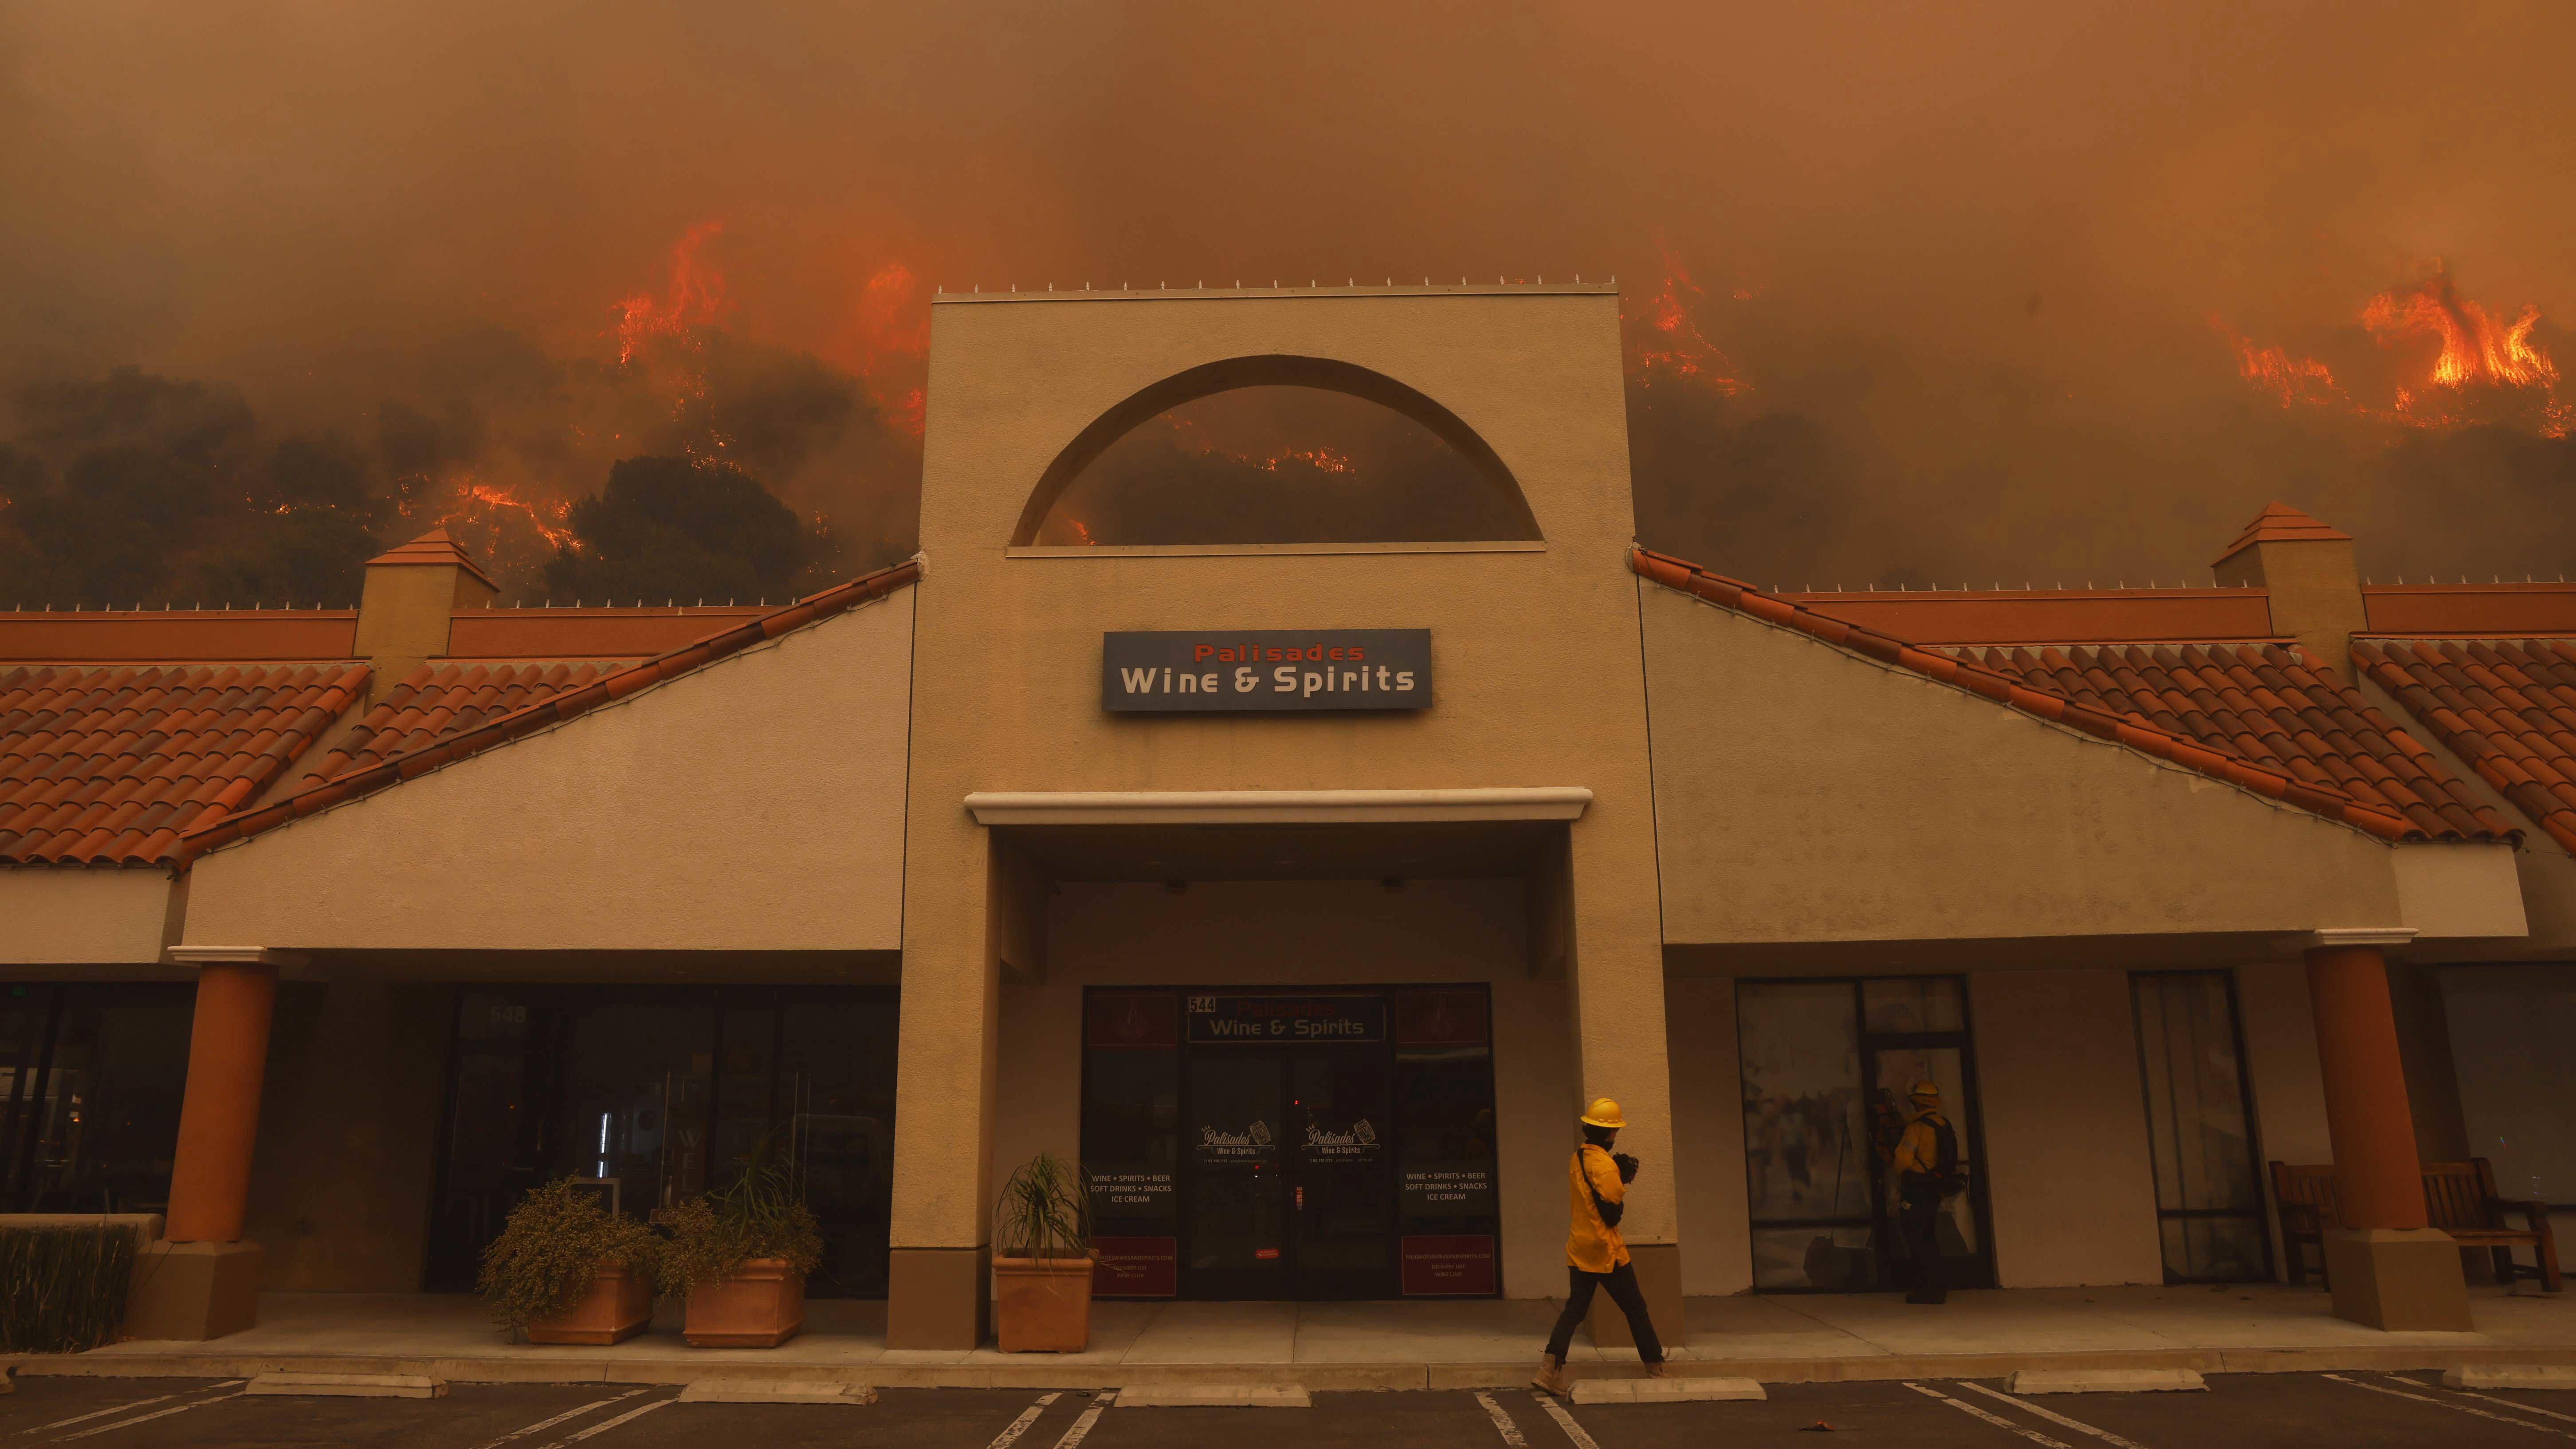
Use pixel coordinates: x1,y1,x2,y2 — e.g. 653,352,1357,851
1565,1144,1630,1272
1894,1110,1950,1179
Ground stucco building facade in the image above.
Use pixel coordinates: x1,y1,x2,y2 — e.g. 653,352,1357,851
5,284,2573,1346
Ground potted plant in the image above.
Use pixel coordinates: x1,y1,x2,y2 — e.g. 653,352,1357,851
661,1153,824,1348
992,1152,1096,1352
479,1178,662,1345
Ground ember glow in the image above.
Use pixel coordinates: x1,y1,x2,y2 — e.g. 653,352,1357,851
397,471,581,590
1158,412,1357,476
1625,240,1749,396
2223,263,2569,437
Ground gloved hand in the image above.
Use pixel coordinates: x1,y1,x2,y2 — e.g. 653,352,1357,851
1614,1152,1639,1183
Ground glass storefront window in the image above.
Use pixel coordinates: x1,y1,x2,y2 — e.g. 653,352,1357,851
0,984,194,1215
428,986,898,1297
2131,970,2269,1283
1737,976,1993,1293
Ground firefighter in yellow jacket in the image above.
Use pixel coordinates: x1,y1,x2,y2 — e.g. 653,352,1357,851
1532,1099,1669,1394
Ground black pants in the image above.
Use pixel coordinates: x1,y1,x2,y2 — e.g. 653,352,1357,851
1543,1262,1663,1363
1897,1183,1947,1300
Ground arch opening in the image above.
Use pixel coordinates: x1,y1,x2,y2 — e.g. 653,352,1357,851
1013,356,1543,547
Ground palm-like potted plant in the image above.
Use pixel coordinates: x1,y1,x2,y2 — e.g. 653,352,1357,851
992,1152,1096,1352
479,1178,663,1345
660,1152,825,1348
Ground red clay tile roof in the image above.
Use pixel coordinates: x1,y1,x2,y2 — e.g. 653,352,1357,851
1945,642,2513,844
0,662,370,865
1632,547,2513,845
2213,500,2352,563
178,558,923,862
296,662,624,786
2355,639,2576,854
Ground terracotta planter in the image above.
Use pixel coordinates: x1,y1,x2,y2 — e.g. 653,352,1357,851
993,1256,1093,1352
527,1261,653,1345
682,1257,806,1347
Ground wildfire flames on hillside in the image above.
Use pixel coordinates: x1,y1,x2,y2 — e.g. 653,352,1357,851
1626,241,1751,397
2222,263,2570,438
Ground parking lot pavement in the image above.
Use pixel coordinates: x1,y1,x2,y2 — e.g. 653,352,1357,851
0,1371,2571,1447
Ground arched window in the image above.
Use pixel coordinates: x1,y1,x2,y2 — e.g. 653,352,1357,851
1013,356,1541,547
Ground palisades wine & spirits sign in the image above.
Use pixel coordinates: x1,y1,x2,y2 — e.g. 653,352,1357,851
1101,629,1432,713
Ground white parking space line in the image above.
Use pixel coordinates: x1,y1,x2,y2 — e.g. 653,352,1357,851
51,1389,246,1442
1903,1382,2077,1449
1956,1380,2155,1449
2325,1374,2576,1438
532,1395,675,1447
986,1392,1064,1449
1473,1392,1528,1447
1526,1390,1605,1449
1050,1390,1116,1449
25,1381,246,1435
470,1388,650,1449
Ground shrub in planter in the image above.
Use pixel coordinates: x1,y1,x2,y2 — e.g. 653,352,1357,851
478,1178,663,1344
0,1224,139,1353
662,1157,823,1349
992,1152,1096,1353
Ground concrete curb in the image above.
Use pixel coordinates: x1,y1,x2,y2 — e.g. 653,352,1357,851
20,1344,2576,1390
2445,1365,2576,1390
1117,1385,1312,1407
1571,1377,1765,1404
243,1371,447,1398
678,1379,878,1404
2008,1368,2207,1394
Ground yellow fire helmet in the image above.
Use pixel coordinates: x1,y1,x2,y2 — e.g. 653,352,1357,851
1581,1097,1626,1129
1908,1080,1941,1104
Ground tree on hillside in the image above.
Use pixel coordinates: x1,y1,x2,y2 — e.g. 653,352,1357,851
541,454,836,605
0,368,387,608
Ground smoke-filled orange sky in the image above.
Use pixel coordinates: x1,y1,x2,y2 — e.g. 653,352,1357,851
5,0,2573,586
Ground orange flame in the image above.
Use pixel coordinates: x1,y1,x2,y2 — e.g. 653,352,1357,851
2362,263,2558,397
459,483,577,550
615,221,728,366
2221,263,2565,436
845,260,931,436
2225,329,2349,410
1626,238,1750,395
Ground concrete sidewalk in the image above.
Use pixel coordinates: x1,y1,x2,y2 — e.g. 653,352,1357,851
12,1284,2575,1390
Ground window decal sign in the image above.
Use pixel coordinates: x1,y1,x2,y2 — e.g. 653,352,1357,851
1187,993,1388,1045
1102,630,1432,712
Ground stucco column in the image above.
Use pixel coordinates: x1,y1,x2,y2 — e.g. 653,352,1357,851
132,947,290,1341
885,829,1002,1349
2303,929,2470,1330
167,961,279,1242
1557,827,1689,1350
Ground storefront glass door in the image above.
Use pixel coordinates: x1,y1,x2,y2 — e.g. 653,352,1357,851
1084,985,1496,1301
1738,975,1994,1292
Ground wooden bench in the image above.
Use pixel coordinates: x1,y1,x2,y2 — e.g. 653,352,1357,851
2271,1159,2561,1292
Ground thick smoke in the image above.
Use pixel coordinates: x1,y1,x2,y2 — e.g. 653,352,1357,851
3,0,2572,593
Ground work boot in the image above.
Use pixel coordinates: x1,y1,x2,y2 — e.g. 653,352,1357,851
1531,1355,1569,1395
1645,1359,1675,1378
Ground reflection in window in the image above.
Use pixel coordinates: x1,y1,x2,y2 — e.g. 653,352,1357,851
1033,386,1538,546
2132,971,2269,1282
0,985,194,1215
